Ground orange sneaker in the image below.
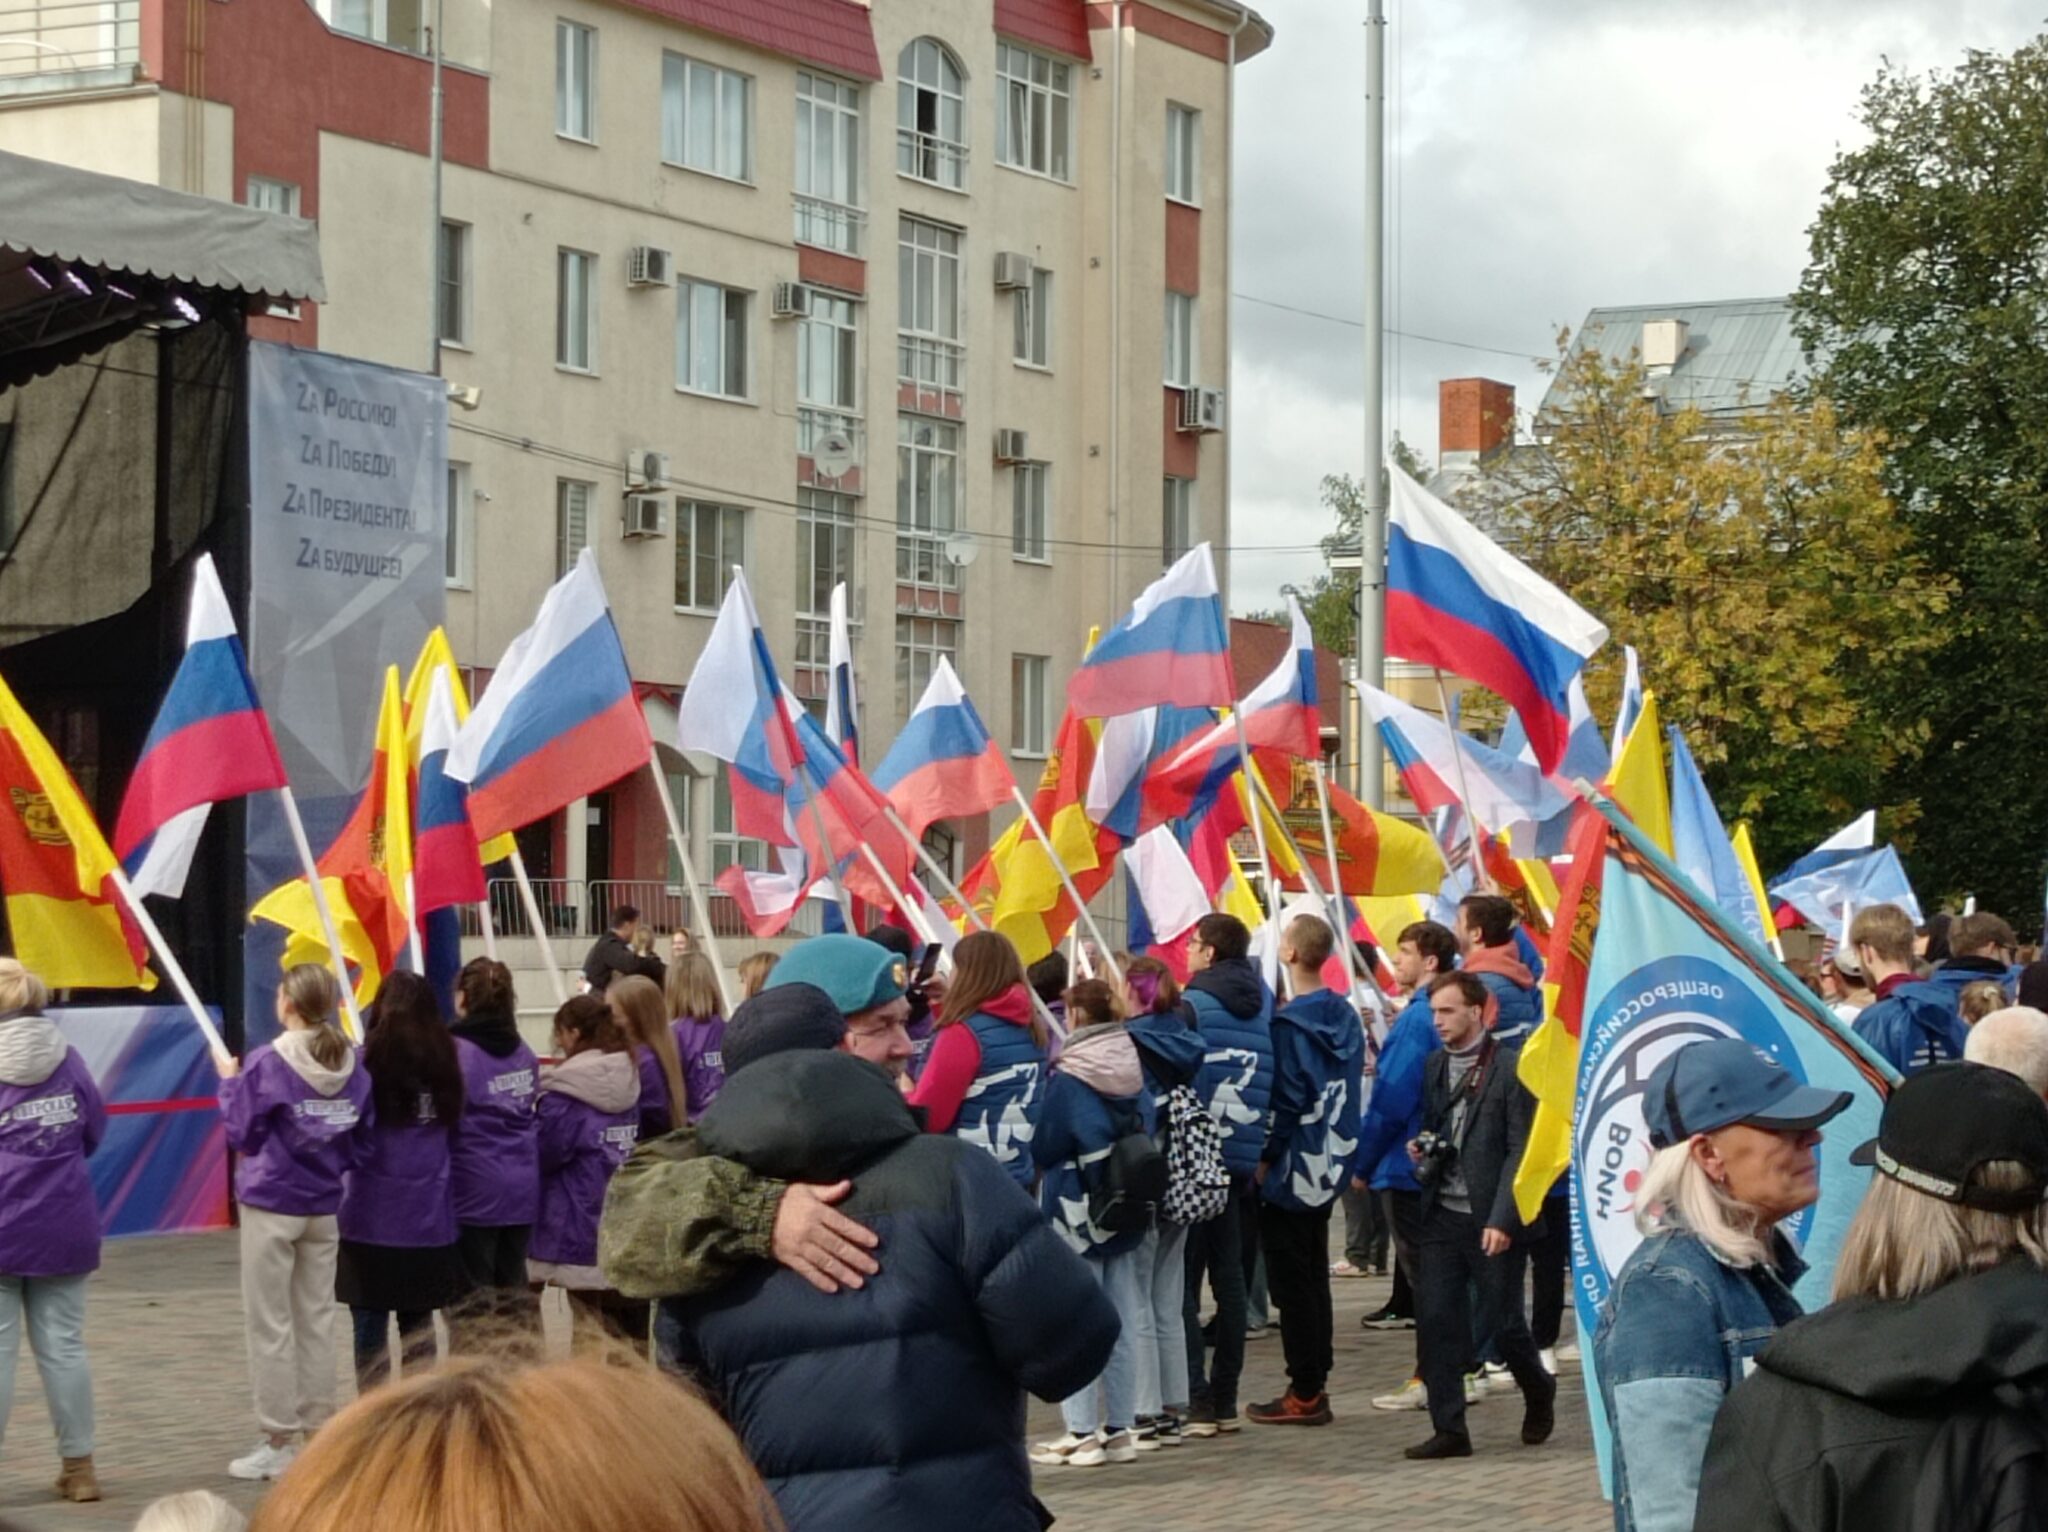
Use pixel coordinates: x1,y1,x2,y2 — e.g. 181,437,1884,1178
1244,1391,1333,1426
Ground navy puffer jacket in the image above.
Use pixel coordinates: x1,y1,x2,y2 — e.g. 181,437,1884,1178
1183,958,1276,1178
657,1049,1118,1532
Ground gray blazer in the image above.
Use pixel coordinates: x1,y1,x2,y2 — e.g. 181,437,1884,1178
1419,1035,1542,1239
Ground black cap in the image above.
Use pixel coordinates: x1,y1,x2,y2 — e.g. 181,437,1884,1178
722,983,847,1076
1849,1062,2048,1213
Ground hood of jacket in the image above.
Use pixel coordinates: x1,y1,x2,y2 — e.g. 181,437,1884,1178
1759,1258,2048,1405
1461,942,1537,990
1186,957,1266,1022
274,1027,356,1097
696,1048,918,1181
0,1011,65,1087
541,1048,640,1114
1277,989,1364,1063
1931,957,2009,988
451,1006,526,1060
1126,1006,1205,1085
1057,1023,1144,1098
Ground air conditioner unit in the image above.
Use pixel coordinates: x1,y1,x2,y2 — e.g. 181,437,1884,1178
771,282,811,319
627,246,675,288
626,448,670,489
1179,386,1226,434
994,428,1030,464
993,252,1036,291
621,493,665,539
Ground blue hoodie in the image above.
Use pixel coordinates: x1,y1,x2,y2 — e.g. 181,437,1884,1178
1260,988,1365,1213
1126,1006,1207,1093
1853,977,1970,1076
1031,1023,1157,1259
1348,992,1442,1193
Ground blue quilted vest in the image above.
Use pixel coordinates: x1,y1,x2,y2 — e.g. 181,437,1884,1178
1475,970,1542,1040
1187,985,1276,1178
950,1011,1048,1187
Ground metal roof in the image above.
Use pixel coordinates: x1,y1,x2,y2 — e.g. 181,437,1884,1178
1536,297,1815,423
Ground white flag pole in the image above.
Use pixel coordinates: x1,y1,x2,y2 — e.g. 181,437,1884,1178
648,760,731,1016
106,866,230,1066
476,896,498,961
1007,784,1122,987
507,844,568,1005
274,784,367,1042
1431,668,1495,892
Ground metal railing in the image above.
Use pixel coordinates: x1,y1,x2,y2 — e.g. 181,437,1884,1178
896,333,964,398
896,129,967,190
460,877,827,945
793,194,865,258
0,0,139,82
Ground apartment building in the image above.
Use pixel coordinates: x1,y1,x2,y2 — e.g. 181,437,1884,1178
0,0,1271,928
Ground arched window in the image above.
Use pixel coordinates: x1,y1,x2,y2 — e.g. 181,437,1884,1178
896,38,966,189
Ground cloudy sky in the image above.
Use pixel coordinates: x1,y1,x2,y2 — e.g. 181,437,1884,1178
1224,0,2046,612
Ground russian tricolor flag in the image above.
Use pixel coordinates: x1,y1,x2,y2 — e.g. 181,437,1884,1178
1357,682,1572,839
1385,470,1607,774
868,658,1013,840
413,668,486,915
114,553,289,900
446,550,652,839
1065,544,1234,720
676,570,806,848
1124,825,1210,980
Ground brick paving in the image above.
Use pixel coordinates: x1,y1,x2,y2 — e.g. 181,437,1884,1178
0,1233,1610,1531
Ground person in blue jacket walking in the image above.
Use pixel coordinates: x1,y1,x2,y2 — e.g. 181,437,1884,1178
1247,914,1364,1427
1848,904,1970,1075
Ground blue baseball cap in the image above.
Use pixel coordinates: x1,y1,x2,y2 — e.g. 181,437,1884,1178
764,934,908,1017
1642,1037,1853,1150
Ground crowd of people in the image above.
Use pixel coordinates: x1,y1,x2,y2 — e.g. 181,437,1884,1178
2,891,2048,1528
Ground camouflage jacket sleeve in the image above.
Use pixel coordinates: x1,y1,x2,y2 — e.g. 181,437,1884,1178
598,1128,788,1300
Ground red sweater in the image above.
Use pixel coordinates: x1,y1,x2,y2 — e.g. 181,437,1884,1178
908,985,1036,1133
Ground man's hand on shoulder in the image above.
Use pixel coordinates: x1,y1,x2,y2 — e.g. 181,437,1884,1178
773,1180,882,1294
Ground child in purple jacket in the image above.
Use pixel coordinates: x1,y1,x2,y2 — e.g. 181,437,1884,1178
665,951,727,1124
0,958,107,1504
447,958,538,1330
528,995,641,1346
219,964,373,1484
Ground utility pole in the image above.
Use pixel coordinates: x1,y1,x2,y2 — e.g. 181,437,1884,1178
428,0,446,377
1357,0,1388,808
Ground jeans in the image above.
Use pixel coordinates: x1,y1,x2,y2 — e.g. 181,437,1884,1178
1183,1175,1252,1416
1133,1222,1190,1416
240,1207,340,1436
0,1274,93,1459
450,1225,538,1345
1415,1207,1549,1439
350,1307,434,1388
1341,1183,1388,1268
1259,1200,1336,1398
1060,1243,1146,1435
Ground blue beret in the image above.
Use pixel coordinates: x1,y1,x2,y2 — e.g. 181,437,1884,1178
764,934,908,1016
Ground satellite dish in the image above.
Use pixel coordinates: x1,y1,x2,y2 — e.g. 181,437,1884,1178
943,535,980,568
812,430,855,476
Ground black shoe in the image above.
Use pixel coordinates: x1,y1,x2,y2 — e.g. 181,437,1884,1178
1521,1375,1558,1445
1361,1306,1415,1331
1404,1431,1473,1460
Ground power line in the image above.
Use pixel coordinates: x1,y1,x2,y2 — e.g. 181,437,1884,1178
1231,290,1551,362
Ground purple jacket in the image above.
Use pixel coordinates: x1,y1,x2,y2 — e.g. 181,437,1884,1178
221,1040,374,1218
530,1051,639,1268
634,1047,678,1141
451,1036,539,1228
0,1041,107,1278
672,1015,727,1126
339,1089,457,1249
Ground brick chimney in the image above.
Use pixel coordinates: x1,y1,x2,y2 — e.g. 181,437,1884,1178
1438,378,1515,473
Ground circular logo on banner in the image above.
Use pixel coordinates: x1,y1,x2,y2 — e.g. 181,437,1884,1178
1571,954,1815,1310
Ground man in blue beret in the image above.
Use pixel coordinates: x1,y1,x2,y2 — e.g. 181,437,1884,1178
766,934,916,1081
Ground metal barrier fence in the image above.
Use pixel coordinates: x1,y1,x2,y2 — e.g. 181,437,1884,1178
458,877,826,943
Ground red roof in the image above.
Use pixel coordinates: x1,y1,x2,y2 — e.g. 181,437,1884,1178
612,0,882,80
1230,617,1342,734
995,0,1094,60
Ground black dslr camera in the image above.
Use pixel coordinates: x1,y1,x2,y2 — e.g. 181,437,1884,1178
1412,1130,1459,1192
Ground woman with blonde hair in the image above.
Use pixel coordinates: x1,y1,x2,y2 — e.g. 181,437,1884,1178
247,1352,779,1532
220,964,373,1482
607,975,687,1140
907,931,1047,1184
737,951,779,1001
665,951,728,1123
1696,1062,2048,1532
0,957,107,1503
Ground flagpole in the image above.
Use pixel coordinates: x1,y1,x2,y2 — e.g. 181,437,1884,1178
858,843,936,946
1430,668,1494,893
1229,712,1286,938
275,785,367,1041
1247,759,1394,1013
476,897,498,961
1310,757,1376,1005
791,769,857,929
106,866,230,1066
403,870,425,974
506,844,568,1006
1007,784,1122,986
647,761,732,1016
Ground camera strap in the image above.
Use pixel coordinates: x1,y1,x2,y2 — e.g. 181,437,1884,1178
1448,1036,1498,1152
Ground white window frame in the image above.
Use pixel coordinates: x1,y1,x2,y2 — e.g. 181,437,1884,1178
898,216,963,397
675,278,750,400
798,488,859,619
555,20,597,143
1164,290,1197,389
897,416,960,592
1166,103,1201,206
1012,267,1052,370
445,460,473,589
896,37,967,190
557,479,593,576
556,248,597,373
244,178,301,318
437,219,470,348
797,289,859,413
1011,461,1049,563
662,52,754,182
711,772,766,874
996,41,1073,183
895,616,960,720
795,71,864,254
675,500,748,613
1011,654,1050,757
1163,476,1195,566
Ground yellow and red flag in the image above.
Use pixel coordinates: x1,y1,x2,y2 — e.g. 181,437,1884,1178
401,628,516,865
1264,756,1445,898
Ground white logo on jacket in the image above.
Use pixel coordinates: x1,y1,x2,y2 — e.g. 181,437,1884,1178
1205,1048,1266,1129
1286,1078,1356,1205
958,1064,1041,1169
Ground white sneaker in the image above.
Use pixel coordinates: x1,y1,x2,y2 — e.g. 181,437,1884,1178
1066,1432,1110,1467
1477,1362,1514,1395
228,1440,298,1481
1555,1340,1582,1363
1371,1377,1428,1411
1098,1429,1139,1464
1029,1432,1093,1466
1464,1371,1488,1403
1540,1347,1558,1376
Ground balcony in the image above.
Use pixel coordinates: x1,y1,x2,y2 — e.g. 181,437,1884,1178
797,405,864,494
896,533,963,618
793,194,865,258
0,0,139,97
896,333,964,418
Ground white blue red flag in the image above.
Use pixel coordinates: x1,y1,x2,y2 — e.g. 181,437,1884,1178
1357,681,1572,839
1065,544,1233,719
867,657,1013,840
413,668,487,915
675,569,806,846
825,582,859,764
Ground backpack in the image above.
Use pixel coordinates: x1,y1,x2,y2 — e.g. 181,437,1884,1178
1160,1083,1229,1226
1088,1104,1168,1236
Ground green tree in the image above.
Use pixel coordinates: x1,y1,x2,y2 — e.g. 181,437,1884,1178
1795,39,2048,917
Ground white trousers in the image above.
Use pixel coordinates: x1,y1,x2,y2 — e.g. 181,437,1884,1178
240,1206,341,1437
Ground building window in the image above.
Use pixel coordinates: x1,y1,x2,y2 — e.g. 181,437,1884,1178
798,290,859,413
1166,104,1200,205
798,488,858,618
1164,291,1197,388
244,179,301,318
556,479,592,576
556,248,596,372
676,279,749,399
996,41,1072,182
711,771,765,874
1011,462,1048,562
555,20,597,142
795,71,863,253
675,501,747,612
1012,654,1049,756
898,216,963,398
437,220,469,346
895,616,959,719
1163,477,1194,566
896,37,966,189
1012,267,1051,369
897,416,959,590
662,53,752,181
445,460,472,587
327,0,421,49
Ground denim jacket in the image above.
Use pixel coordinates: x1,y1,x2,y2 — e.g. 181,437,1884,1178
1592,1226,1806,1532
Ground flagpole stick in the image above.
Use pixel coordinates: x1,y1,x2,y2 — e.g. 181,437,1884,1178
476,897,498,961
106,866,230,1066
275,785,367,1042
1310,757,1377,1006
882,806,988,932
403,870,425,974
790,770,857,930
1431,668,1495,893
1248,760,1393,1014
1006,784,1122,987
1230,712,1286,938
506,844,568,1006
857,843,936,946
647,761,732,1016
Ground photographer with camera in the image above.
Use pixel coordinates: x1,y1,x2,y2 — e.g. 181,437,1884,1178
1405,972,1557,1461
